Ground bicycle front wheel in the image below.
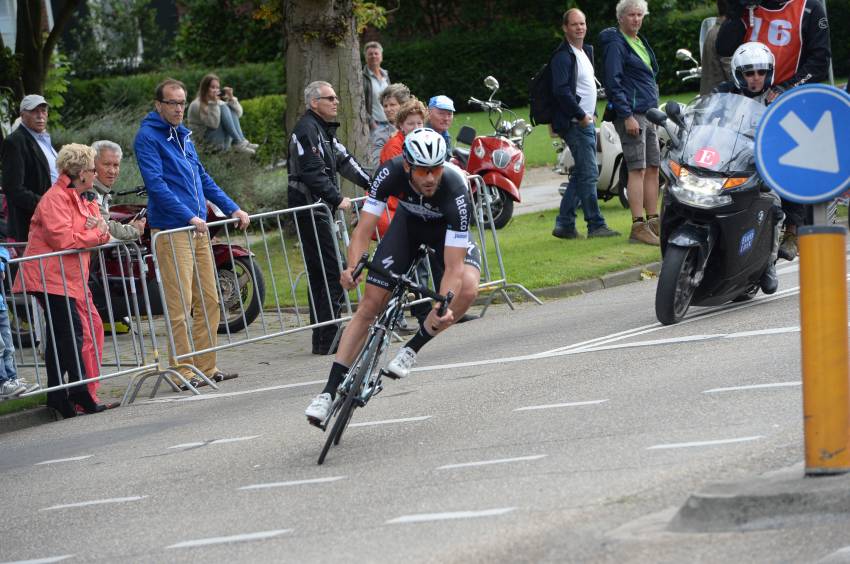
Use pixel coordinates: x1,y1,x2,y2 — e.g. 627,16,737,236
333,329,386,447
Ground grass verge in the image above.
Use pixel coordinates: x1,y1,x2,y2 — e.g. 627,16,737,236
0,393,47,417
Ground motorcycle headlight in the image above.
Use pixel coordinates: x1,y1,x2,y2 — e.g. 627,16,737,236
492,149,511,169
511,119,528,138
669,168,732,208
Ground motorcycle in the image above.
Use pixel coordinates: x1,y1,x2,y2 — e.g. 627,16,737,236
89,186,266,335
452,76,533,229
649,93,782,325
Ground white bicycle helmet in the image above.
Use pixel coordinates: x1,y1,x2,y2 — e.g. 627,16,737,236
402,127,447,167
731,41,775,93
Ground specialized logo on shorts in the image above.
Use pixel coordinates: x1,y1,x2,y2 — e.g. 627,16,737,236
739,228,756,255
382,256,394,269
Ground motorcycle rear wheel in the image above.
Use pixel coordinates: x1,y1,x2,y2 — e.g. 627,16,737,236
217,255,266,334
655,245,699,325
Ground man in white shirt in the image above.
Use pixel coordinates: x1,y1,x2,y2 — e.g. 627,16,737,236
551,9,619,240
363,41,391,169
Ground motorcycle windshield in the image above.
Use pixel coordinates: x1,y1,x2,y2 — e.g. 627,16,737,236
674,94,766,175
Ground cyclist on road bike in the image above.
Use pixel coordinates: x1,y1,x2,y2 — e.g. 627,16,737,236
305,128,481,426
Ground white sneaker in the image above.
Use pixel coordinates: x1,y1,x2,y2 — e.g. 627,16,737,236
305,393,333,425
233,140,256,155
12,378,38,393
0,380,26,397
386,347,417,379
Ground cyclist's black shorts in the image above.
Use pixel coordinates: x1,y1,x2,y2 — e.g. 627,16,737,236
366,208,481,291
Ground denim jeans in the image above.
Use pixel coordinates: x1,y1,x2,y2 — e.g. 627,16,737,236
205,105,246,150
556,123,606,232
0,309,16,382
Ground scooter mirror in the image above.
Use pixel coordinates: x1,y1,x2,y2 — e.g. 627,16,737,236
676,48,693,62
484,76,499,91
456,125,476,146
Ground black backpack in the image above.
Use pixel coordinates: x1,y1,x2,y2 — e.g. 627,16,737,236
528,46,561,127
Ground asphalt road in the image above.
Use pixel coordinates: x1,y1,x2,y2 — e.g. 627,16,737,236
2,259,850,564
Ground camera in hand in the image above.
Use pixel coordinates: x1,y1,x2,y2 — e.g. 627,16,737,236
218,89,228,100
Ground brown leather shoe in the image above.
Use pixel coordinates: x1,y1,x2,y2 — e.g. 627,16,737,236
629,221,660,246
646,216,660,237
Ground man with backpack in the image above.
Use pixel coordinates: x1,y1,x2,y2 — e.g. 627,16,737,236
551,8,619,240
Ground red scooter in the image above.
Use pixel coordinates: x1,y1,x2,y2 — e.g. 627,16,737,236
90,186,265,334
452,76,533,229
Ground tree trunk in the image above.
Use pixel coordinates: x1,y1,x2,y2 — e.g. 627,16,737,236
283,0,369,196
15,0,81,95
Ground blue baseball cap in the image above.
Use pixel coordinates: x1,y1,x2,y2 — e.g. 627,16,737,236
428,95,455,112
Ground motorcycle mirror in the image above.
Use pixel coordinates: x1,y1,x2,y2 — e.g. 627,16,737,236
456,125,476,146
646,108,667,127
484,76,499,91
664,100,686,128
676,48,699,66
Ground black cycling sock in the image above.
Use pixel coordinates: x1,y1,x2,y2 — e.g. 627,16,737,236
646,214,659,220
322,362,349,398
406,325,435,353
632,216,645,223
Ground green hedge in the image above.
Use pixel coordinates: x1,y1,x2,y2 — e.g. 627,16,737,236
240,95,287,166
64,61,284,122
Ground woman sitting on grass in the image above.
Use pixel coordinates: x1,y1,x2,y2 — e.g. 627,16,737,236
187,73,258,155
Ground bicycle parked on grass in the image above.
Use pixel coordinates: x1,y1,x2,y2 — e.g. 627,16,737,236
317,245,452,465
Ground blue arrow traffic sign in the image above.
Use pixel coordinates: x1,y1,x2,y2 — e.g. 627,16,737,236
755,84,850,204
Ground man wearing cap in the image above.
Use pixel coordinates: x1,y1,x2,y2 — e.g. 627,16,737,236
1,95,57,242
427,95,455,154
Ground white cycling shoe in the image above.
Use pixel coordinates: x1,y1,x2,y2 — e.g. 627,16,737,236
305,393,332,426
386,347,417,379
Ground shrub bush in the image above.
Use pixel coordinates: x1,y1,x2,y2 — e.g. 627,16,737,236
240,95,287,166
64,61,284,121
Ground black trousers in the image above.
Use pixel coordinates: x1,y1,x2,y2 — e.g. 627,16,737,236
38,294,86,406
294,208,343,347
781,198,807,229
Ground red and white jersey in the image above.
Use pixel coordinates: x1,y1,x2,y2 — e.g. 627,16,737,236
742,0,805,84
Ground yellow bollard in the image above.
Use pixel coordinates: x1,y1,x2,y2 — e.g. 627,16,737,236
799,225,850,475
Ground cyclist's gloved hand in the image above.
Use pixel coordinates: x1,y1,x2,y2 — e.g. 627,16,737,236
340,266,361,290
429,307,455,333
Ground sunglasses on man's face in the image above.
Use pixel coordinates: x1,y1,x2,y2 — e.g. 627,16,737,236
411,165,443,178
744,70,768,77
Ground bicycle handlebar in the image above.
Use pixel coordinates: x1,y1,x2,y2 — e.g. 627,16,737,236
354,251,450,307
115,185,147,197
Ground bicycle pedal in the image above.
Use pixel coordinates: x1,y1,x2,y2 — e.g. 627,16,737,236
372,382,384,396
381,368,400,381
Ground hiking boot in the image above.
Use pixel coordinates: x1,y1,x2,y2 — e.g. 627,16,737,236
778,232,798,261
629,221,660,246
305,393,333,426
386,347,417,379
760,263,779,295
647,216,660,237
552,226,580,239
588,226,621,238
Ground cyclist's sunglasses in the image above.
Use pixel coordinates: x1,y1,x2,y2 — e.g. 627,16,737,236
411,165,443,178
743,69,768,77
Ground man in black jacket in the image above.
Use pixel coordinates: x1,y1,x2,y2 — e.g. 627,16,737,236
716,0,831,259
1,95,57,242
551,8,619,241
288,81,371,355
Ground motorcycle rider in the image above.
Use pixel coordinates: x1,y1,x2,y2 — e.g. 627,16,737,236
716,0,832,260
304,128,481,426
715,41,783,292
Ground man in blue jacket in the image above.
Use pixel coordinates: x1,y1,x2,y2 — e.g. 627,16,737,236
599,0,661,246
135,78,250,389
551,8,619,240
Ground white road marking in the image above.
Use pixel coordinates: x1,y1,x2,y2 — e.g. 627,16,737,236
437,455,546,470
1,556,75,564
348,416,431,428
140,379,326,404
166,529,292,549
647,436,764,450
34,455,92,466
168,435,261,449
514,400,609,412
387,507,516,524
41,496,148,511
239,476,346,491
704,382,801,394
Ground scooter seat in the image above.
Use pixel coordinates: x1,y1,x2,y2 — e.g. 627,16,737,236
452,147,470,164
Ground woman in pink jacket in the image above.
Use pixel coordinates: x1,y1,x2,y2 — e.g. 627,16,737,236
14,143,111,418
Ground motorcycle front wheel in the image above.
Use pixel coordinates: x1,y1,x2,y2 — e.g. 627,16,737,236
655,245,699,325
217,255,266,334
480,186,514,230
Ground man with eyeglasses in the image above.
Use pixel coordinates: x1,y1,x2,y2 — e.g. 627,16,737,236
134,78,250,389
1,94,56,242
288,80,371,356
305,128,481,427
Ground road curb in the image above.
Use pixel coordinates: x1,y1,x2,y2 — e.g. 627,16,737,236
0,406,55,435
530,261,661,301
669,463,850,532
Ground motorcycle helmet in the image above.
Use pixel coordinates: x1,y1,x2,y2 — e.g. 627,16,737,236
402,127,447,168
731,41,775,94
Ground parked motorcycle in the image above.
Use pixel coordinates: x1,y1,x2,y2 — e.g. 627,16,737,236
90,186,266,334
650,94,782,325
452,76,533,229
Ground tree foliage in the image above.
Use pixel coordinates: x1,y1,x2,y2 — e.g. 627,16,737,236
15,0,82,95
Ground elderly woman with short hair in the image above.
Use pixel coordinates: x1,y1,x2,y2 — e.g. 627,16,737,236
368,82,411,168
599,0,662,246
14,143,111,418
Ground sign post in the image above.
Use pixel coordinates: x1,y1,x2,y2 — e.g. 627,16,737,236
756,84,850,476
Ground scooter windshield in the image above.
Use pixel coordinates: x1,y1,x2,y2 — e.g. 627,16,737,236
674,94,767,175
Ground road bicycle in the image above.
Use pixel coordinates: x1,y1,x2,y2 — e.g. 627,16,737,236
318,245,452,465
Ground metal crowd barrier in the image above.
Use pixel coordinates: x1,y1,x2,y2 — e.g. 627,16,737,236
2,241,166,406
